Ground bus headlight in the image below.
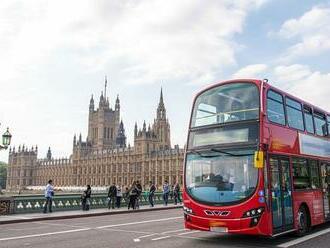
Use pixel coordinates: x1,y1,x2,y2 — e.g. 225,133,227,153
242,207,264,218
183,206,193,215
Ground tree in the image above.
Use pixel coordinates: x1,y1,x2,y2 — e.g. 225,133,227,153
0,162,7,189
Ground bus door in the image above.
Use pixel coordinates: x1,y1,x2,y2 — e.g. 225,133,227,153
269,156,294,233
321,162,330,220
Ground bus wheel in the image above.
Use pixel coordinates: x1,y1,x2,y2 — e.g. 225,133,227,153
296,206,310,236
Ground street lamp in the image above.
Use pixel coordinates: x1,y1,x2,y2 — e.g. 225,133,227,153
0,125,12,150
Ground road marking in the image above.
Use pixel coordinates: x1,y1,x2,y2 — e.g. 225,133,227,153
133,238,141,242
177,230,200,236
277,227,330,248
0,228,91,242
151,236,171,241
161,228,187,234
96,216,182,229
137,233,158,239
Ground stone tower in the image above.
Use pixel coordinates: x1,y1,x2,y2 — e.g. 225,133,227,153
153,88,171,150
6,146,38,189
87,76,120,150
134,88,171,153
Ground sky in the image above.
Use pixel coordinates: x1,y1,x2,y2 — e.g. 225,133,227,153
0,0,330,162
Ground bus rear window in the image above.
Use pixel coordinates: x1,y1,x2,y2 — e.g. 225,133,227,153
191,83,259,127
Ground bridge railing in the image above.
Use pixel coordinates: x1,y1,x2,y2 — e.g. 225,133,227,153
0,192,182,215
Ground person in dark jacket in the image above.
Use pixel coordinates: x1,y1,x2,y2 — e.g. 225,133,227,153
81,185,92,211
148,181,156,207
173,182,181,205
128,181,138,210
108,183,117,209
135,180,142,209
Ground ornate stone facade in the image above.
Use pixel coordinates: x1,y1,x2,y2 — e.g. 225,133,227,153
6,79,184,190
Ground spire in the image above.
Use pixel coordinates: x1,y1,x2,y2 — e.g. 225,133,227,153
104,75,107,99
157,87,166,120
160,87,164,106
115,94,120,111
143,120,147,132
73,134,77,146
89,94,94,111
134,122,138,137
47,147,52,160
116,120,127,148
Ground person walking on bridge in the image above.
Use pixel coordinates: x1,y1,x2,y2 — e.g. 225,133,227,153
81,185,92,211
162,180,170,206
128,181,138,210
43,179,54,213
107,183,117,210
148,181,156,207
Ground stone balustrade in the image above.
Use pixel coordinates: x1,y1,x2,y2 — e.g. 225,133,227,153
0,192,180,215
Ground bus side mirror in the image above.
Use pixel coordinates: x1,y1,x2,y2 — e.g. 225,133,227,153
254,151,264,169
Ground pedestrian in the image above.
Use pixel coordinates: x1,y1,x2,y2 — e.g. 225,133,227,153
148,181,156,207
107,183,117,209
128,181,138,210
123,186,129,204
43,179,54,213
135,180,142,209
174,182,181,205
170,184,174,200
81,185,92,211
162,180,170,206
116,185,122,208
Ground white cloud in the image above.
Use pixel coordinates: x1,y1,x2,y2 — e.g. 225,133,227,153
0,0,271,161
232,63,330,111
272,64,330,110
233,64,268,78
274,5,330,60
0,0,269,86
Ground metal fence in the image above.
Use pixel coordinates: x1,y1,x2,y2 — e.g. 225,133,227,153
0,192,181,215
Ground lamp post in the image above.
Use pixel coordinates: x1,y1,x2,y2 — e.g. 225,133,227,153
0,125,12,150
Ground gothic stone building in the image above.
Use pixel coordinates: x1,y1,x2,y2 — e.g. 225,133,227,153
6,80,184,190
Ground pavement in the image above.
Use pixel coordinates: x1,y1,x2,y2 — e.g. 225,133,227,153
1,208,330,248
0,203,182,225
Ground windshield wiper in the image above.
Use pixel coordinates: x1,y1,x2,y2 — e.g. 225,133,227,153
211,148,254,157
188,149,222,158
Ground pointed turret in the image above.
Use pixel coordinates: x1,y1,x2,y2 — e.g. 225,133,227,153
115,94,120,111
89,94,94,112
143,120,147,132
134,122,138,138
73,134,77,146
157,87,166,120
116,120,127,148
47,147,52,160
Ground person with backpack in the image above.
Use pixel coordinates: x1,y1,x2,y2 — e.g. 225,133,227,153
107,183,117,209
162,180,170,206
148,181,156,207
81,185,92,211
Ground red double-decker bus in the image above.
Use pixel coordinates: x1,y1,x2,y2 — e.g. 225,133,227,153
183,79,330,237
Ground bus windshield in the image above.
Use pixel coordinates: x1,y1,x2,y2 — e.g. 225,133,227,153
191,82,259,127
185,150,258,205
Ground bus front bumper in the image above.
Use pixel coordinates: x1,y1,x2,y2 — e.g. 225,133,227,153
184,213,269,236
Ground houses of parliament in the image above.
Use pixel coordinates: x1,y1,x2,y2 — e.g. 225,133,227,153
6,78,184,190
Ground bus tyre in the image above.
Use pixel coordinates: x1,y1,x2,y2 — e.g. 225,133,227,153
296,206,310,236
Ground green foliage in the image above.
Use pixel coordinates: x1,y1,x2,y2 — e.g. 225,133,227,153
0,161,7,189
